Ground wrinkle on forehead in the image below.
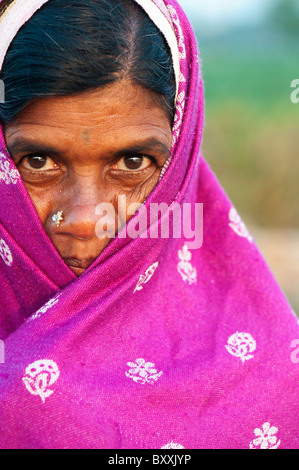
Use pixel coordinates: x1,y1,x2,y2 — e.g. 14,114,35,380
5,80,171,130
4,81,173,157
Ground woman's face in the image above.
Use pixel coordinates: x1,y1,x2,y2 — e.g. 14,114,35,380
4,81,172,276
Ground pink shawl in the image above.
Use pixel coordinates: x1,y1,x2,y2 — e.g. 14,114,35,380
0,0,298,449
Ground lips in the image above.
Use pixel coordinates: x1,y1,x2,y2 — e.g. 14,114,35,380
63,257,97,275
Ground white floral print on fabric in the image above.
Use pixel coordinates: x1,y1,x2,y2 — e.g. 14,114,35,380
0,238,13,266
167,4,186,147
167,5,186,61
0,151,20,185
125,358,163,385
229,207,253,243
161,442,185,449
134,262,159,293
225,332,256,363
159,4,187,180
171,89,186,147
177,244,197,285
22,359,60,403
27,293,62,322
249,422,281,449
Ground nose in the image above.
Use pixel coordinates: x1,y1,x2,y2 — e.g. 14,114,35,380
55,180,112,240
61,204,101,240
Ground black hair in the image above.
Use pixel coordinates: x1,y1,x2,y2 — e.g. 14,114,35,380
0,0,176,123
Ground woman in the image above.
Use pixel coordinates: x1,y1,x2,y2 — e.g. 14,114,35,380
0,0,298,449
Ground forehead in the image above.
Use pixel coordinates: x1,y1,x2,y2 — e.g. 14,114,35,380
5,80,172,151
8,81,168,126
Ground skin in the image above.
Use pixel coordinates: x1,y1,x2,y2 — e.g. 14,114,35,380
4,80,172,276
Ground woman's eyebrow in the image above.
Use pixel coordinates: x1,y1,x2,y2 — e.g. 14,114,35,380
118,138,171,156
7,139,60,158
7,137,171,158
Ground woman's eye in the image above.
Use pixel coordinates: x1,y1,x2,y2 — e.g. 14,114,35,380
112,155,153,172
20,155,59,171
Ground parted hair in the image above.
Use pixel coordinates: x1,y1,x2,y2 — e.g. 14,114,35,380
0,0,176,122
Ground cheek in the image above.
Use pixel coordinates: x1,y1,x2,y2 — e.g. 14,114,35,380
25,186,55,226
118,170,160,224
22,168,160,232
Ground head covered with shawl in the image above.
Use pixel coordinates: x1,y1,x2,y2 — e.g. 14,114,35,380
0,0,298,450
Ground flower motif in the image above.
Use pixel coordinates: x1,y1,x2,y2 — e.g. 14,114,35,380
125,358,163,385
167,3,187,144
177,244,197,285
28,294,61,322
250,422,281,449
0,238,13,266
159,4,187,180
134,262,159,293
161,442,185,449
22,359,60,403
171,90,186,147
229,207,253,243
167,5,186,60
0,151,20,185
225,332,256,363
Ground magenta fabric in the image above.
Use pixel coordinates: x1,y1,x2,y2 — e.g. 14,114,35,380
0,0,298,449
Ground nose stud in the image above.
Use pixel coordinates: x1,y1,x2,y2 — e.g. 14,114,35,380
52,211,64,227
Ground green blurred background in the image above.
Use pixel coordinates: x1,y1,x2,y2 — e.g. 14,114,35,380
180,0,299,314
